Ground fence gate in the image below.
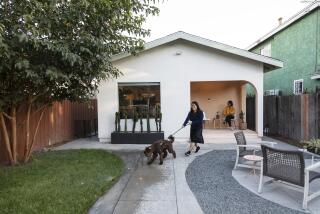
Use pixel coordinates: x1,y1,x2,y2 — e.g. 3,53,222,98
246,96,255,131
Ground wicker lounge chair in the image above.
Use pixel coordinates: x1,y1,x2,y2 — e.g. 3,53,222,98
258,145,320,209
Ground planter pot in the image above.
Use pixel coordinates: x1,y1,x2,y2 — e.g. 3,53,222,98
111,131,164,144
307,147,320,155
239,122,247,130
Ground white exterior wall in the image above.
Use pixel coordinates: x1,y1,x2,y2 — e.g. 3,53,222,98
98,41,264,142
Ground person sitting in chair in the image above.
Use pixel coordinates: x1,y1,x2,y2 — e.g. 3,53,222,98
223,100,235,127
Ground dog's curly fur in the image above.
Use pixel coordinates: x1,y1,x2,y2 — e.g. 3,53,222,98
144,135,176,165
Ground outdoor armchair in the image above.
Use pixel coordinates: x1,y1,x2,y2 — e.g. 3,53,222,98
233,131,276,170
258,145,320,209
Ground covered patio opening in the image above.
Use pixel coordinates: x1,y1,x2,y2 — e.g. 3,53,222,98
190,81,259,143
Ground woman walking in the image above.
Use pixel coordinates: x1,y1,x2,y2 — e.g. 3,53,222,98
183,101,204,156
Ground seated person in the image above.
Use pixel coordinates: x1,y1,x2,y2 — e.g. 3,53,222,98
223,100,235,127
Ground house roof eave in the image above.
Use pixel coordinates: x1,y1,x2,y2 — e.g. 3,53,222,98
111,31,283,69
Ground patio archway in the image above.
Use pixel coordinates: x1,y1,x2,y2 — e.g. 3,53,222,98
190,80,260,143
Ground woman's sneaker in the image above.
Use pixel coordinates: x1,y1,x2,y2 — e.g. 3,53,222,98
185,151,191,156
195,146,200,153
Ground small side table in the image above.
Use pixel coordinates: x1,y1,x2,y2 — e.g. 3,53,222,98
213,118,221,129
203,119,211,129
243,155,263,176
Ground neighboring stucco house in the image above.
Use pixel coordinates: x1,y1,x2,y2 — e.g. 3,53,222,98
97,32,282,142
248,1,320,95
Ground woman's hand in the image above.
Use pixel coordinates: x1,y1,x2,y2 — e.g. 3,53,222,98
185,121,192,126
182,122,191,128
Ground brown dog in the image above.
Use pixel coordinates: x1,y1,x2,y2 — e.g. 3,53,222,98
144,135,176,165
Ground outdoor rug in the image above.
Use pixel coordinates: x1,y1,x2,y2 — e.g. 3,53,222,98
185,150,303,214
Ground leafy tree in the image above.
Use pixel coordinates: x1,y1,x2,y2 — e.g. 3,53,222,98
0,0,159,164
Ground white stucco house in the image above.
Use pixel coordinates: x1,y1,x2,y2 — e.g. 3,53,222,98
97,31,283,142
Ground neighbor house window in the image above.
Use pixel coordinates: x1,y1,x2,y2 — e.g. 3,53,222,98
264,89,281,96
293,79,303,95
260,43,271,57
118,82,160,118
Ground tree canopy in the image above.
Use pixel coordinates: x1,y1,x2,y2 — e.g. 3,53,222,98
0,0,160,164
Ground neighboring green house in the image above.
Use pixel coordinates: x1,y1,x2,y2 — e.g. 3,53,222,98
247,1,320,95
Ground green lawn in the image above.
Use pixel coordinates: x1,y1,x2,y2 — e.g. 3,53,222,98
0,149,124,214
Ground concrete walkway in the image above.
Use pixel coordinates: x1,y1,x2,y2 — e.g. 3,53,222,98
55,138,221,214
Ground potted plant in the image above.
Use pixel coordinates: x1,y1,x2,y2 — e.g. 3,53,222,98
139,110,143,132
155,105,162,132
147,109,151,133
124,111,128,133
215,111,220,119
114,112,121,132
132,108,138,133
239,110,247,130
111,107,164,144
302,139,320,155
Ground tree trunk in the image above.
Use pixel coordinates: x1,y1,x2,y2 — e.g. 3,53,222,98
10,107,17,163
0,112,14,165
24,103,32,158
25,108,46,162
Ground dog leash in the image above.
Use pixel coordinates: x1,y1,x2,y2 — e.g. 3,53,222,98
170,123,191,137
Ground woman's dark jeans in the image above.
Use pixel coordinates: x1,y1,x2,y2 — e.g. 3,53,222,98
225,115,234,127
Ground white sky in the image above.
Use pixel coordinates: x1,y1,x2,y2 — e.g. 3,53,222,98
143,0,313,49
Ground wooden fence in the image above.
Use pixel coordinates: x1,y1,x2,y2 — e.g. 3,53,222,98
246,93,320,142
0,100,97,162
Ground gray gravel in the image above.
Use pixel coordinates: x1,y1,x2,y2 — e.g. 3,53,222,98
186,150,304,214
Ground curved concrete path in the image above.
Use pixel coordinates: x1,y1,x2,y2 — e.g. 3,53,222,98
55,138,221,214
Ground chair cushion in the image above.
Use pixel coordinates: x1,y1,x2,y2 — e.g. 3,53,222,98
309,171,320,183
239,150,261,157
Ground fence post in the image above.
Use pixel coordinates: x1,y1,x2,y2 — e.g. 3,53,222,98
315,90,320,138
301,94,309,141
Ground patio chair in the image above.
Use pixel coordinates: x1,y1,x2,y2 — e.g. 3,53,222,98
230,115,237,130
221,116,236,129
258,145,320,209
233,131,261,170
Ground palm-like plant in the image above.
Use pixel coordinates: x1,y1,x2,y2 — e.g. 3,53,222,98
303,139,320,154
132,109,139,133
